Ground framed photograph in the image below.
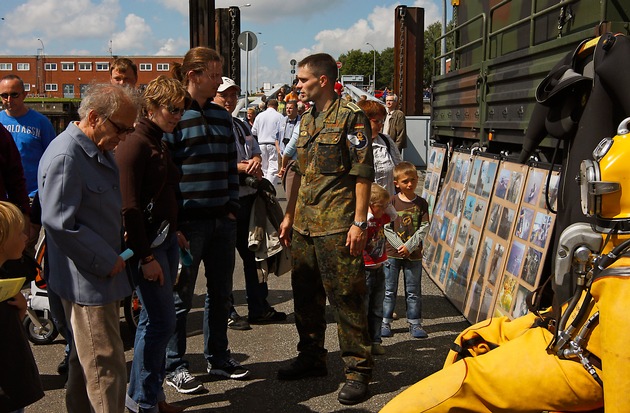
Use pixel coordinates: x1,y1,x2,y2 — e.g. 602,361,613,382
506,240,525,276
530,212,553,248
521,247,543,286
495,169,510,199
488,243,505,286
472,199,487,228
514,207,534,240
506,171,524,204
488,204,502,234
524,170,544,205
497,207,515,240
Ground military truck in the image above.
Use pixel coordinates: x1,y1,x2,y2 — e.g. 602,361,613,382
431,0,630,158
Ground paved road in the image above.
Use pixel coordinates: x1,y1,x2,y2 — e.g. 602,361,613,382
27,184,470,413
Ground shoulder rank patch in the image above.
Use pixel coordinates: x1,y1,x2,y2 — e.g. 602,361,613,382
346,102,362,113
347,131,368,150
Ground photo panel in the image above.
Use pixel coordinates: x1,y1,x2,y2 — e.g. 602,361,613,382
422,145,447,221
488,164,560,320
425,149,473,289
464,160,529,323
442,154,500,314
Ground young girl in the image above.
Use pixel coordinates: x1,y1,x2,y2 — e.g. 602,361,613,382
363,184,397,355
0,201,44,412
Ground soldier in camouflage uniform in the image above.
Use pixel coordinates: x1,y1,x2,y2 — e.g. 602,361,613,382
277,53,375,406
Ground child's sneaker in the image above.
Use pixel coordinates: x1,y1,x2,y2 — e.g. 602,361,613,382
371,343,385,355
410,324,428,339
381,323,393,338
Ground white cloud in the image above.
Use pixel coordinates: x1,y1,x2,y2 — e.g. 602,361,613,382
155,37,189,56
111,13,153,54
214,0,338,24
158,0,188,15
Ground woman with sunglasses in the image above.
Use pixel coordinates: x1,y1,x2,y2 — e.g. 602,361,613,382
115,75,190,413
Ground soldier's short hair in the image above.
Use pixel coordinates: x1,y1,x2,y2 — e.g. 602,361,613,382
298,53,337,87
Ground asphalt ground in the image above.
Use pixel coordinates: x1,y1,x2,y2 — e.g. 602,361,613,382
26,181,471,413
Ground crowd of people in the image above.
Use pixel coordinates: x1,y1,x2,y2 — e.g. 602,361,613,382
0,49,429,413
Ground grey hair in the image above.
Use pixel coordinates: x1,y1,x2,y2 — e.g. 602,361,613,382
78,83,141,121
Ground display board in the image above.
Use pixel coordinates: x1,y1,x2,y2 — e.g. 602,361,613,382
424,153,561,323
424,149,473,290
444,154,500,313
492,164,560,320
421,144,447,219
462,160,528,322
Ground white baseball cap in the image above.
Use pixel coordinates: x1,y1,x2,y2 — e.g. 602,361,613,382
217,77,241,93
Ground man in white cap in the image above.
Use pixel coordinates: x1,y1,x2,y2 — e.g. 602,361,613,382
214,77,287,328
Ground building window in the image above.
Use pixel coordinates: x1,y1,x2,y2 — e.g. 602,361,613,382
17,63,30,71
45,83,58,92
96,62,109,71
63,84,75,98
157,63,169,71
78,62,92,71
23,84,31,92
0,63,13,71
80,84,89,98
139,63,152,71
61,62,75,71
45,63,57,71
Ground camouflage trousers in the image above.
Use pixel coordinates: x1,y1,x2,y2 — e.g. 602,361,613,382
291,230,373,383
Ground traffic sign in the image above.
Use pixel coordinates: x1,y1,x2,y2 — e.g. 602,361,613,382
238,31,258,51
336,61,343,69
290,59,297,66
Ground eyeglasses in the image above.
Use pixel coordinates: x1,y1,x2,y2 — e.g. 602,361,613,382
0,92,21,99
105,117,135,135
164,105,186,116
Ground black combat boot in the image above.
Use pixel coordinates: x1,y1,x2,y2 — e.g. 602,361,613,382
277,354,327,380
338,380,369,405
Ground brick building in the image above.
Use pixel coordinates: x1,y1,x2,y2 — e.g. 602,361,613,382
0,54,183,98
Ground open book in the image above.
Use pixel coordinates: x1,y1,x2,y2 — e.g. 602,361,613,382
0,277,26,302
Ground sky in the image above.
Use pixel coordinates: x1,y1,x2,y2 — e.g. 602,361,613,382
0,0,448,88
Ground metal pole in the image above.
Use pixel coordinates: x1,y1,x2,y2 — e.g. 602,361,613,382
366,42,376,93
441,0,447,75
245,34,249,107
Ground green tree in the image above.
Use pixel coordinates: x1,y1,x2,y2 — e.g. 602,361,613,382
378,47,394,90
338,47,394,91
338,49,373,84
424,20,455,87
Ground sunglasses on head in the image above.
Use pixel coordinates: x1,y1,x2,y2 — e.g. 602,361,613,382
0,92,21,99
164,104,186,116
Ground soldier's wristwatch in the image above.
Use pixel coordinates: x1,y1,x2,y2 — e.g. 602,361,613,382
353,221,368,230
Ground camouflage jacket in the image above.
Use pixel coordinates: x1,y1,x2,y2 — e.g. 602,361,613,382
293,97,374,237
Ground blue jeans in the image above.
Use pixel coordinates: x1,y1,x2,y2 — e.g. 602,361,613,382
165,216,236,372
383,258,422,324
127,233,178,412
365,266,385,344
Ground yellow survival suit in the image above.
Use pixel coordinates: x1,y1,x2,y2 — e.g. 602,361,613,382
380,119,630,413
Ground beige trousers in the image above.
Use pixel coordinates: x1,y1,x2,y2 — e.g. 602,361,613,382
62,299,126,413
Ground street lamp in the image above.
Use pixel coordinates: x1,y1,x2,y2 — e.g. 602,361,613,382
366,42,376,94
37,38,45,96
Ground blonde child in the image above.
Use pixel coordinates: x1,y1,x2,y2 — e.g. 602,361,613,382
0,201,44,411
363,184,397,355
382,162,430,339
